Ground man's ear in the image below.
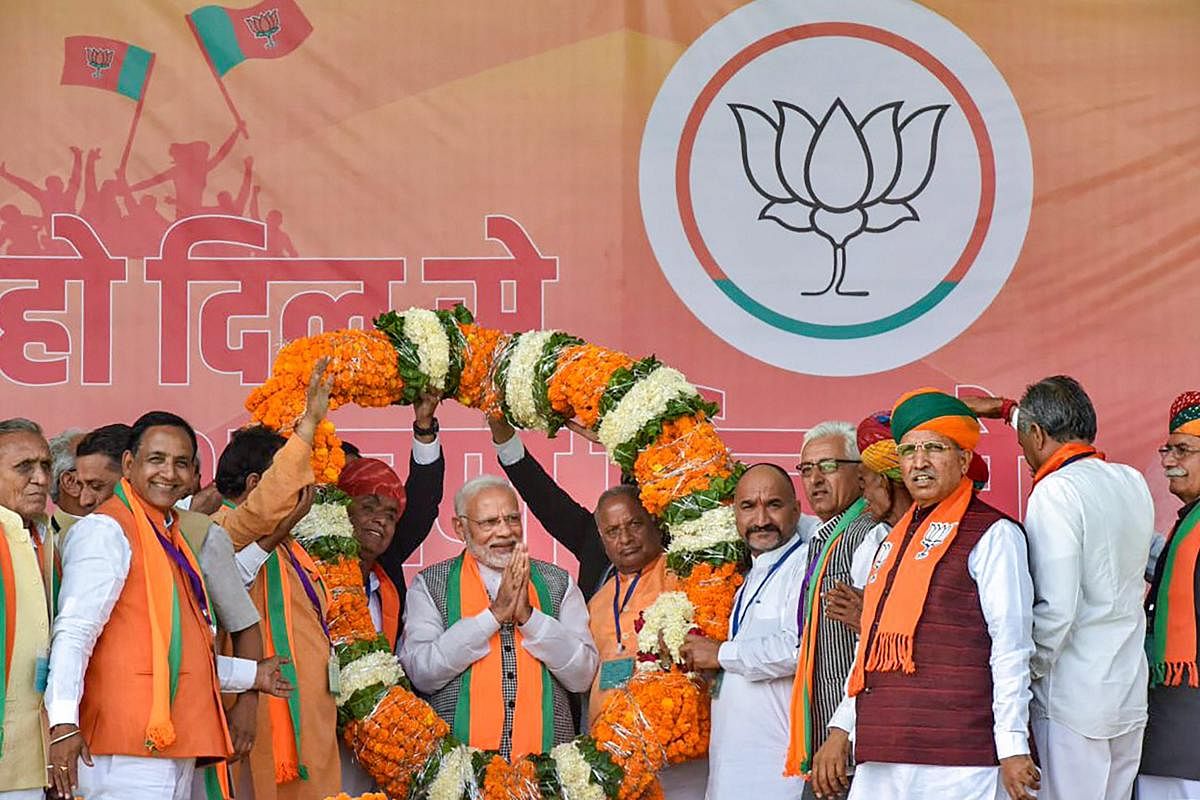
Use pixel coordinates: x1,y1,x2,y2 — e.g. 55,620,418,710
451,516,468,543
60,471,82,498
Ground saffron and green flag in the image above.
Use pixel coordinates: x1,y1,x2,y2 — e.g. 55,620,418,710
60,35,153,101
188,0,313,77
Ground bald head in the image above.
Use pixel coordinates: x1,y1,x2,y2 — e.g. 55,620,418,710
733,463,801,555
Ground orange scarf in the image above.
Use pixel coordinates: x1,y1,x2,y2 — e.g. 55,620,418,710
1032,442,1105,487
1150,502,1200,688
849,478,973,695
448,550,553,757
261,538,331,783
371,563,401,649
115,478,207,751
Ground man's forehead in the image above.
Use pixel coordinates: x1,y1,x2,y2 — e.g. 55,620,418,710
0,431,50,462
800,434,847,460
735,466,795,500
899,429,956,446
75,453,120,474
468,486,517,511
1168,432,1200,446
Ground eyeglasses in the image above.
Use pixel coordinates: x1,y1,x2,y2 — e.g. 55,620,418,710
1158,444,1200,459
896,441,956,459
796,458,860,477
460,512,522,532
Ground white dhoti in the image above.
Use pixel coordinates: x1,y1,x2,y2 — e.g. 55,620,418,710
339,742,377,795
77,754,194,800
0,789,45,800
847,763,1004,800
1137,775,1200,800
1033,717,1144,800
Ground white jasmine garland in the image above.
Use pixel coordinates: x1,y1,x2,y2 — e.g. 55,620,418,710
291,501,354,544
596,367,699,456
666,505,739,554
551,741,606,800
336,650,404,706
635,591,695,670
402,307,451,391
504,330,556,431
428,744,472,800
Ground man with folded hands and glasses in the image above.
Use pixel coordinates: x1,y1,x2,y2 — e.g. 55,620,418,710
399,475,598,759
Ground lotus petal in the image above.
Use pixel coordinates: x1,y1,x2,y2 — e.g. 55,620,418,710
729,104,792,202
773,102,819,205
860,102,902,204
889,104,950,202
805,99,872,211
865,201,919,233
759,200,813,232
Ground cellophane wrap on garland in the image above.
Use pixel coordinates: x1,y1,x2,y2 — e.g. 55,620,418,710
247,306,748,800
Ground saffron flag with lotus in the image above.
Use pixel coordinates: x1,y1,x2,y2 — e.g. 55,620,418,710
60,35,153,101
188,0,312,77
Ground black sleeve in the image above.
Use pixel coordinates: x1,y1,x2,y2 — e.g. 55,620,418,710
500,450,610,599
377,451,445,590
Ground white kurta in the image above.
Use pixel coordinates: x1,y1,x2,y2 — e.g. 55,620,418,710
1024,458,1153,800
1137,775,1200,799
827,518,1035,800
707,529,809,800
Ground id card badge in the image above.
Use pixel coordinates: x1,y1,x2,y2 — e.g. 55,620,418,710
327,653,341,695
709,670,724,699
34,648,49,693
599,657,634,690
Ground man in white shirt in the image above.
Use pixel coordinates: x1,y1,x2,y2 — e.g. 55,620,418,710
968,377,1154,800
400,474,598,759
679,462,810,799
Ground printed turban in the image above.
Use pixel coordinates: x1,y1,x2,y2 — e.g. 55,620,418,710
857,412,902,480
1170,391,1200,437
336,457,407,511
891,387,981,451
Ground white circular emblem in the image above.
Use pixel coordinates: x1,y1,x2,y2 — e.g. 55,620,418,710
640,0,1032,376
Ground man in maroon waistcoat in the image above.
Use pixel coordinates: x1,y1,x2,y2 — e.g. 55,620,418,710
810,388,1039,800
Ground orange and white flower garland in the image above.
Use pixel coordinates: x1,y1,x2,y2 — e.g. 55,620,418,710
248,306,748,800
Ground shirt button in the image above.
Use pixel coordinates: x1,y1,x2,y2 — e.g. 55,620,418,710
506,672,515,680
507,700,516,709
503,644,514,653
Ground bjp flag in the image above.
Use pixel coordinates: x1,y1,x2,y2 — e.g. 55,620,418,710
60,35,153,101
187,0,313,77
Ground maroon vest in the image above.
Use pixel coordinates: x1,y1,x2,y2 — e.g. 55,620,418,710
856,495,1016,767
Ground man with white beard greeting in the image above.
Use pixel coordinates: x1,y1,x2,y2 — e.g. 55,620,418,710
399,475,599,760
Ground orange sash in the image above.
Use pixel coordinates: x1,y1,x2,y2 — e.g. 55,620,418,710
849,478,973,695
371,563,401,649
1032,442,1104,487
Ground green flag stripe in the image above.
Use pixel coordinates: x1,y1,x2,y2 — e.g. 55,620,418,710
446,554,472,744
117,45,152,100
266,552,305,771
191,6,246,77
0,555,8,757
203,765,223,800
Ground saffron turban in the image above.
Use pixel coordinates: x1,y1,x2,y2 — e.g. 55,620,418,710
337,457,407,511
857,412,902,481
1170,392,1200,436
891,387,981,451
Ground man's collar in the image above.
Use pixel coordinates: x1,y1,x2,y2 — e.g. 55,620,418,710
1178,497,1200,521
751,531,798,566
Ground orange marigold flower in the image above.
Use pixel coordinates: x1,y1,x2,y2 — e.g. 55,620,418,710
547,344,634,428
679,561,744,642
633,414,736,515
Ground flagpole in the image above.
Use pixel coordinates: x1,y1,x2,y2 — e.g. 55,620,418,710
117,52,155,179
186,15,250,140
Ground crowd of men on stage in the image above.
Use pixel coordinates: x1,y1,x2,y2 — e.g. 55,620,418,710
0,369,1195,800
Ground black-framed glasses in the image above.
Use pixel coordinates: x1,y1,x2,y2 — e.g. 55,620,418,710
1158,444,1200,459
896,441,956,459
796,458,860,477
459,512,522,532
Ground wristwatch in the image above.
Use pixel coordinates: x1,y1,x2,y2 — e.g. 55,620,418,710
413,417,439,437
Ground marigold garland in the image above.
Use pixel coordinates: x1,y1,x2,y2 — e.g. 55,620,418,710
256,306,752,800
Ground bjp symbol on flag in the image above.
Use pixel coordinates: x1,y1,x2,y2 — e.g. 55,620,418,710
84,47,115,80
244,8,282,49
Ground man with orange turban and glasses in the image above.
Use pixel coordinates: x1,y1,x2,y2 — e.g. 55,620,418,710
1137,392,1200,799
812,389,1038,800
965,376,1153,800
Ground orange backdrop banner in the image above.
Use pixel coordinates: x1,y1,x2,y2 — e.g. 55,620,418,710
1,1,1196,572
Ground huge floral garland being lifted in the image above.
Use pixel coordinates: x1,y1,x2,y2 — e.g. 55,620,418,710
247,307,748,800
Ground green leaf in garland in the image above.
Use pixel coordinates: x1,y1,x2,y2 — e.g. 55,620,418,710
314,485,353,506
660,462,747,527
576,736,625,799
610,394,720,473
596,356,660,423
492,333,520,426
302,534,360,562
373,311,429,405
336,682,390,728
532,332,584,437
335,635,391,669
437,308,469,398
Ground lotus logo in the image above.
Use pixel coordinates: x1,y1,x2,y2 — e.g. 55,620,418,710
245,9,282,48
731,98,948,296
913,521,956,560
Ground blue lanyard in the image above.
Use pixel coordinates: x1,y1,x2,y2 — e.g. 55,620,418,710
612,571,642,649
731,534,804,638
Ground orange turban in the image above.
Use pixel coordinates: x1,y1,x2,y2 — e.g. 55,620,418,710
891,387,981,451
336,457,407,511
